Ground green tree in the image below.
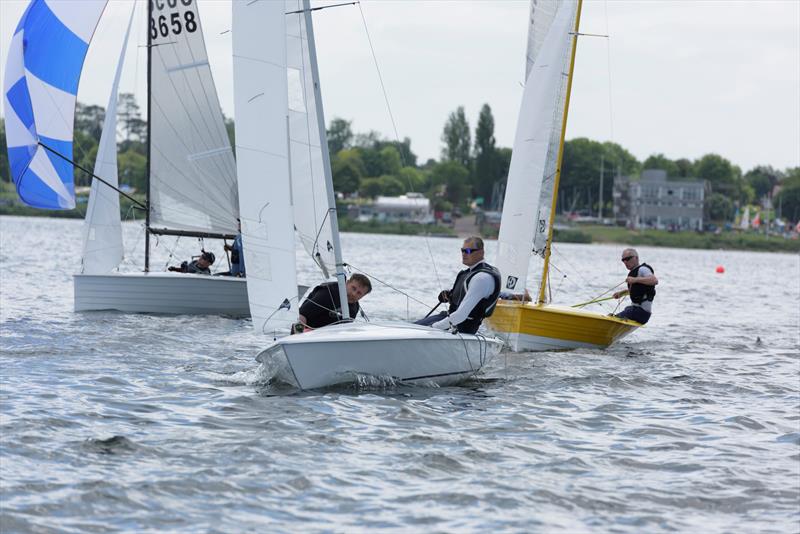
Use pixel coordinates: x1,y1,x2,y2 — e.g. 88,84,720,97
359,177,383,198
775,168,800,222
474,103,500,201
378,146,402,176
642,153,679,178
397,166,427,192
327,117,353,155
375,175,405,196
430,161,470,206
706,192,734,222
441,106,471,170
674,158,693,178
75,103,106,140
693,153,736,190
0,121,10,182
118,149,147,191
332,149,364,194
118,93,145,142
744,165,781,199
72,130,99,186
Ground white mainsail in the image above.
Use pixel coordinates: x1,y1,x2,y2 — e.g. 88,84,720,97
495,0,578,299
81,4,136,275
149,0,238,235
232,0,297,334
286,1,336,275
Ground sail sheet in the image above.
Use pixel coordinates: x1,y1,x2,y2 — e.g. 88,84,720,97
148,0,238,235
285,1,336,275
81,4,136,275
495,0,578,298
3,0,108,209
232,0,298,335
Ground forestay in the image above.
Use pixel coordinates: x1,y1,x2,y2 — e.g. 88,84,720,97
3,0,108,210
81,5,136,275
148,0,238,235
286,0,336,275
495,0,577,300
232,0,298,335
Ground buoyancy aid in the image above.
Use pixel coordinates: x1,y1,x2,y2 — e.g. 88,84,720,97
628,263,656,304
447,262,502,333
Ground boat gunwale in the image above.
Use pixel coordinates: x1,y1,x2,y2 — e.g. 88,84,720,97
494,300,642,326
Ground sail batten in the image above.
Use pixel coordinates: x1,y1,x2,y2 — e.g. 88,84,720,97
148,0,238,235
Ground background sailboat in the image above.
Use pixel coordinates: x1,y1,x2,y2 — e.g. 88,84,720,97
73,0,250,316
486,0,640,352
234,0,502,390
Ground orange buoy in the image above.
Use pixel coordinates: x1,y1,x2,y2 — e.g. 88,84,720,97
716,265,725,273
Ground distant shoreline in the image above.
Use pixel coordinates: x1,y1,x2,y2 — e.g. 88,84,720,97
1,212,797,253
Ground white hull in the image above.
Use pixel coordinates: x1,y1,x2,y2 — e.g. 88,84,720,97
503,332,619,352
74,273,250,316
256,322,504,390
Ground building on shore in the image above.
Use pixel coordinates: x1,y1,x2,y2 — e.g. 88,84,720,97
349,192,434,225
613,169,708,230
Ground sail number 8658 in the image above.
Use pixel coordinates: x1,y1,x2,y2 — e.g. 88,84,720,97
150,0,197,39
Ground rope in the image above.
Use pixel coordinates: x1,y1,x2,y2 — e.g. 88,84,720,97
343,262,429,309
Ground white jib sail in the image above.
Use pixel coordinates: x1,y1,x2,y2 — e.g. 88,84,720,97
232,0,297,335
495,0,577,297
148,0,238,235
286,1,336,275
81,3,136,274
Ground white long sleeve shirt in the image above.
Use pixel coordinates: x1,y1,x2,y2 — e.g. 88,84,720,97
432,261,496,330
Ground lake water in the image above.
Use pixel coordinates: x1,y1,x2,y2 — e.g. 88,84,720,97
1,215,798,532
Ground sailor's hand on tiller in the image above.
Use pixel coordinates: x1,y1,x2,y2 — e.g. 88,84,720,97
437,290,450,303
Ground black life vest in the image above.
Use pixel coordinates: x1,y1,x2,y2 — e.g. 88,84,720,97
447,262,502,333
628,262,656,304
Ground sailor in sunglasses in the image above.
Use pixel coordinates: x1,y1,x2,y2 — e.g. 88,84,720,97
415,236,501,334
612,248,658,324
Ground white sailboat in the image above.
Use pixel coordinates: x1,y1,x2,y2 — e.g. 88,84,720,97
73,0,250,316
233,0,503,390
486,0,640,351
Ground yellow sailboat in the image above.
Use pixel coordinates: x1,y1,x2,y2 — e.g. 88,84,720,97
485,0,640,351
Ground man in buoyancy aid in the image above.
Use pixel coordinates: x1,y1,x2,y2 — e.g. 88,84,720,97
415,236,502,335
613,248,658,324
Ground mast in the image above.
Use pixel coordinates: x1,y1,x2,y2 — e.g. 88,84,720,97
144,0,153,273
302,0,350,319
537,0,583,305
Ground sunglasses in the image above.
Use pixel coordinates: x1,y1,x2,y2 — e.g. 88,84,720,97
621,255,635,262
461,248,481,254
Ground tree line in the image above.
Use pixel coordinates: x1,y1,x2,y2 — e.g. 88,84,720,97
1,95,798,223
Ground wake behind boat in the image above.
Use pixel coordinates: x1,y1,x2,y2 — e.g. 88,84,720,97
257,322,503,390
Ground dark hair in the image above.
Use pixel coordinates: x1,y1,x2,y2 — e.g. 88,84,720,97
349,273,372,293
201,251,215,264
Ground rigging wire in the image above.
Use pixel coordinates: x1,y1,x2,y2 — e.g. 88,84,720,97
355,1,445,295
344,261,430,309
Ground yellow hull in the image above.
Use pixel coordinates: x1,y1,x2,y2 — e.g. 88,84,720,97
485,301,640,352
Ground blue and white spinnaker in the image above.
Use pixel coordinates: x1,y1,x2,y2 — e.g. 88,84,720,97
3,0,108,209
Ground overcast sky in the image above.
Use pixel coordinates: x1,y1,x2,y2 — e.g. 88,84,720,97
2,0,798,173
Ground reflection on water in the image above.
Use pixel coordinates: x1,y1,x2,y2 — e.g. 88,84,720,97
1,216,798,532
